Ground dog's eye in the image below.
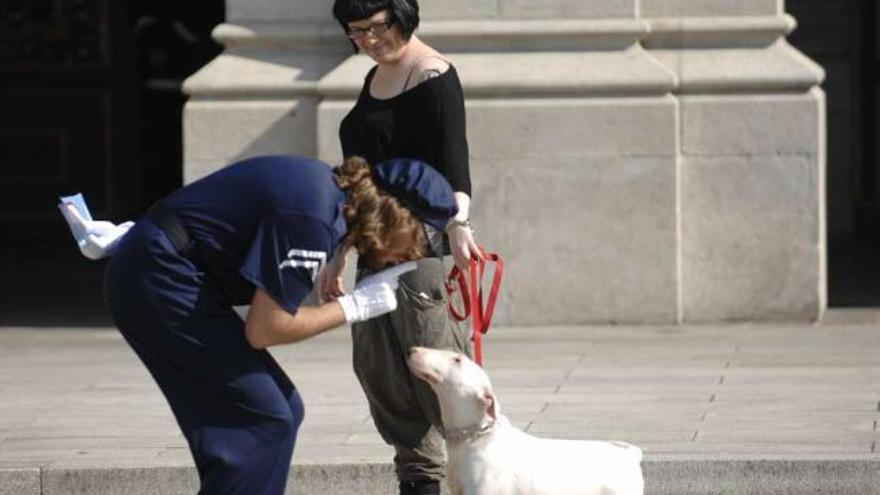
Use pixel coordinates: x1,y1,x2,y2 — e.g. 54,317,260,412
453,355,462,364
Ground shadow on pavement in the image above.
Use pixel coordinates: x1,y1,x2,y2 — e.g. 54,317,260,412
0,247,114,327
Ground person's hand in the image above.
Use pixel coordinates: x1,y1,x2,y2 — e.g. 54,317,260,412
448,222,484,270
63,204,133,260
317,251,347,303
336,261,417,323
80,221,133,260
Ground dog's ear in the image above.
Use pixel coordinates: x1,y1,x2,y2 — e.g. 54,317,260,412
483,392,497,420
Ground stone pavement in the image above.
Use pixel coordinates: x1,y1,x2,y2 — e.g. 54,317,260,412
1,310,879,494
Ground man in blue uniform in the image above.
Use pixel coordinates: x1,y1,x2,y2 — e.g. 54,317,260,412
101,154,457,494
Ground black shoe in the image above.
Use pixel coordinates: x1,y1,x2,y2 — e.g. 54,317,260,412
399,480,441,495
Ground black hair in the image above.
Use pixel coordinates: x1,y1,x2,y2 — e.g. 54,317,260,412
332,0,420,53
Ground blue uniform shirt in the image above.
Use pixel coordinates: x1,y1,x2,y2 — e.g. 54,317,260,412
162,155,348,313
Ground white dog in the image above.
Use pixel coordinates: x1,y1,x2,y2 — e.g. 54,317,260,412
407,347,644,495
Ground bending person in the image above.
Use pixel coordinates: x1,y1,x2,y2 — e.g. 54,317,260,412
103,154,457,495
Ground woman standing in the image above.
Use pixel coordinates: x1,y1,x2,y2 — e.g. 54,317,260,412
103,154,457,494
327,2,480,494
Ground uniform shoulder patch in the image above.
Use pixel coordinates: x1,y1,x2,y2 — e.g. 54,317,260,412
278,249,327,281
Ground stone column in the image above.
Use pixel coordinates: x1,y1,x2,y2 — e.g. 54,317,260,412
641,0,826,321
182,0,349,182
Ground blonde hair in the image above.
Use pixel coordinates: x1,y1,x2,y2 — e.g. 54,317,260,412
335,156,426,268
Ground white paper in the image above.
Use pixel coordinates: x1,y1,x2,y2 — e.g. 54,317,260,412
57,193,133,260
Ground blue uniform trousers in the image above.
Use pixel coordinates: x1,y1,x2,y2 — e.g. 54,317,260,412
104,219,304,495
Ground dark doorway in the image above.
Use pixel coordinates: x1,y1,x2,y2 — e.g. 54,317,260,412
0,0,223,325
787,0,880,306
131,1,224,209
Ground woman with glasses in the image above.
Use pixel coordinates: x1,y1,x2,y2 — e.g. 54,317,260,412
326,1,481,495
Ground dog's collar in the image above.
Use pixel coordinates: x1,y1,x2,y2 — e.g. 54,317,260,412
442,418,497,443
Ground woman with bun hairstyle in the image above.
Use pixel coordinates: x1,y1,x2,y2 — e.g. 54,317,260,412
102,154,457,495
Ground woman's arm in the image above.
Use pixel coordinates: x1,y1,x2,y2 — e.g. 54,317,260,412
245,288,346,349
430,68,480,268
317,245,350,303
447,191,483,269
245,261,417,348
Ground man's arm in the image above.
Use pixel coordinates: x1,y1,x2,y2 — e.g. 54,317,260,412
245,288,346,349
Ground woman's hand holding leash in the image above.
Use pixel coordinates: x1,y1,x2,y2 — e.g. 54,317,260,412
448,192,484,271
448,221,484,271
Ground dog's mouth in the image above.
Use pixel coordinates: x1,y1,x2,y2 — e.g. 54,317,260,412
407,358,441,386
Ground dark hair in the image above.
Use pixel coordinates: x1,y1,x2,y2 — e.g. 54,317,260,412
332,0,420,53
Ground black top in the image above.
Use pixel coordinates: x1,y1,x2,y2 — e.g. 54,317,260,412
339,65,471,196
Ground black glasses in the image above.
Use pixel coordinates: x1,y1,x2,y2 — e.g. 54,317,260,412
346,19,393,40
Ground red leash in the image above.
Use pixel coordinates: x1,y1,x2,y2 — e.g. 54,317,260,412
445,248,504,366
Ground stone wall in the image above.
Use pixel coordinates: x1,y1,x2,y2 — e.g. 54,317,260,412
183,0,825,325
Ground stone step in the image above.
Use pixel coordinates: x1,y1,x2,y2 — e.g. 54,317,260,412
4,458,880,495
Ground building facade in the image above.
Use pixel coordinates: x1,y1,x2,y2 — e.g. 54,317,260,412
182,0,825,325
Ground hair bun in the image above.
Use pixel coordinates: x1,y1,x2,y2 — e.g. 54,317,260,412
335,156,373,192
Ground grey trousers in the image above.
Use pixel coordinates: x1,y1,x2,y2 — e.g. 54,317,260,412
351,257,472,483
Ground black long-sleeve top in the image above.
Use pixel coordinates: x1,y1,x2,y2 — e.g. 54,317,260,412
339,65,472,196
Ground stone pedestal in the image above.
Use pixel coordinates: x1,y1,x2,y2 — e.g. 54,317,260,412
183,0,825,325
641,0,825,321
182,0,349,182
